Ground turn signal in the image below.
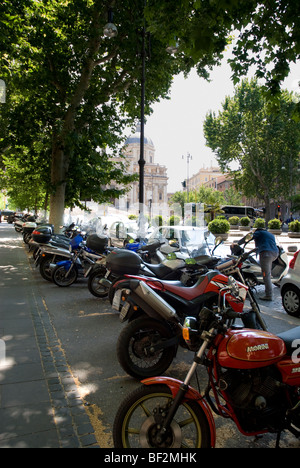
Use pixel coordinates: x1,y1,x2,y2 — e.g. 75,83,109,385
182,327,190,341
290,251,299,270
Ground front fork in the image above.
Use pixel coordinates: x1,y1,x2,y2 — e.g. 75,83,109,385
64,254,78,278
142,329,216,447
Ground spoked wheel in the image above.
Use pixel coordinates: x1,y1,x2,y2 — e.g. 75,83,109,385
52,265,78,287
116,317,178,379
113,384,211,448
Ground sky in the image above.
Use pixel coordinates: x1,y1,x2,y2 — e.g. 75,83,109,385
129,53,300,194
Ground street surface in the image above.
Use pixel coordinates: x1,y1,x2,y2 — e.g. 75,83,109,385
1,223,300,448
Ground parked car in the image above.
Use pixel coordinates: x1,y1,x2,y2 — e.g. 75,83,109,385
280,250,300,317
0,210,15,222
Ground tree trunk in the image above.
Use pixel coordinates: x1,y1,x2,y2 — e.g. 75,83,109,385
264,194,271,225
49,144,67,232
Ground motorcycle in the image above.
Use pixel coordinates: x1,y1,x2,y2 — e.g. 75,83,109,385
29,224,81,281
87,241,208,299
86,241,164,298
113,277,300,448
14,213,33,233
108,239,267,379
112,266,256,379
51,233,109,287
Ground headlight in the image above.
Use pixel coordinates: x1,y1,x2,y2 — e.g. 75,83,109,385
228,276,240,297
182,317,199,349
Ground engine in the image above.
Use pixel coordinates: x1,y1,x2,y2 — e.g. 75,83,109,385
218,367,287,433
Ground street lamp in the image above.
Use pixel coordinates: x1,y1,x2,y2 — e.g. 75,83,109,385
138,20,146,209
182,152,192,203
103,10,118,38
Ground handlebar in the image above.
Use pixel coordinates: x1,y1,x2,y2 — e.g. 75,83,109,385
216,247,258,272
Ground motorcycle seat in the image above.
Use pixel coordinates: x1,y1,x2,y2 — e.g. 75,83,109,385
277,326,300,356
143,262,172,278
153,271,219,301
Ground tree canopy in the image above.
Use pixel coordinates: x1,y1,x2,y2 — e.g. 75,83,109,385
1,0,299,228
204,79,300,220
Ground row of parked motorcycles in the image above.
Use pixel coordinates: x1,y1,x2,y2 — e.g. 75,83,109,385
15,215,300,448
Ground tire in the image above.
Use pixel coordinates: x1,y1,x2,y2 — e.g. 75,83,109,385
39,256,54,282
117,317,177,379
113,384,211,448
282,285,300,317
87,268,110,298
23,232,31,244
52,264,78,287
39,255,66,282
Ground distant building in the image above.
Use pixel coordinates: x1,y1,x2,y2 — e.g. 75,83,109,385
115,125,168,216
203,174,233,192
186,165,224,192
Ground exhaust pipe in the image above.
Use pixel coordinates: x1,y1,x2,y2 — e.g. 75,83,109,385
134,281,181,323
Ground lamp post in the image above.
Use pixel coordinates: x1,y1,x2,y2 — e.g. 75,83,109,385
182,152,192,203
103,4,147,236
139,21,146,210
103,9,118,39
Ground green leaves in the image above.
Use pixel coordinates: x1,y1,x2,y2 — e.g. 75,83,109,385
204,79,300,216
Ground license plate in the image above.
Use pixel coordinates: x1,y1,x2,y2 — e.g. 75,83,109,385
120,302,130,322
112,289,122,311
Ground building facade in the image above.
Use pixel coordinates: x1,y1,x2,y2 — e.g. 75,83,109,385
187,166,224,192
115,125,168,216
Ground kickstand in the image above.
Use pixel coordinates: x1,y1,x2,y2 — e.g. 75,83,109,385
275,431,282,449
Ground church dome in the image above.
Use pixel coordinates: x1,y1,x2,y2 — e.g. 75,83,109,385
125,124,154,148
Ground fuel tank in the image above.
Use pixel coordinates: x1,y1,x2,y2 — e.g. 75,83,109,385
217,329,287,369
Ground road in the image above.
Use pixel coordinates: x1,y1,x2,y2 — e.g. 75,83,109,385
4,223,300,448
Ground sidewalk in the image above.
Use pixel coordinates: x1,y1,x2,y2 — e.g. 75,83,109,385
0,223,99,448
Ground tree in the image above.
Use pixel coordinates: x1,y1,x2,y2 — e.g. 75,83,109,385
1,0,187,228
146,0,300,104
2,1,299,228
204,79,300,220
169,186,225,221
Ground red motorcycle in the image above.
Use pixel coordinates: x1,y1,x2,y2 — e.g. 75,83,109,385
113,279,300,448
112,261,266,379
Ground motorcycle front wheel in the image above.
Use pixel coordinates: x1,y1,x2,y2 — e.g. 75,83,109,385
117,317,178,379
113,384,211,448
52,265,78,287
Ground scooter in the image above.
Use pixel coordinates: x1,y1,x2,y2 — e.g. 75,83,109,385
113,278,300,448
231,233,289,287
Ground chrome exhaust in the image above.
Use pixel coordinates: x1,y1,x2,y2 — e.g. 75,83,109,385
134,281,181,323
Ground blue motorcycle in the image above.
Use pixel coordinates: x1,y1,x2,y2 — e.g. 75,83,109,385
51,234,109,287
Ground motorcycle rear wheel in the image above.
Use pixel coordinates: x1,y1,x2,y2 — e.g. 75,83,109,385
117,317,177,379
113,384,211,448
39,256,54,282
52,265,78,287
87,267,110,298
